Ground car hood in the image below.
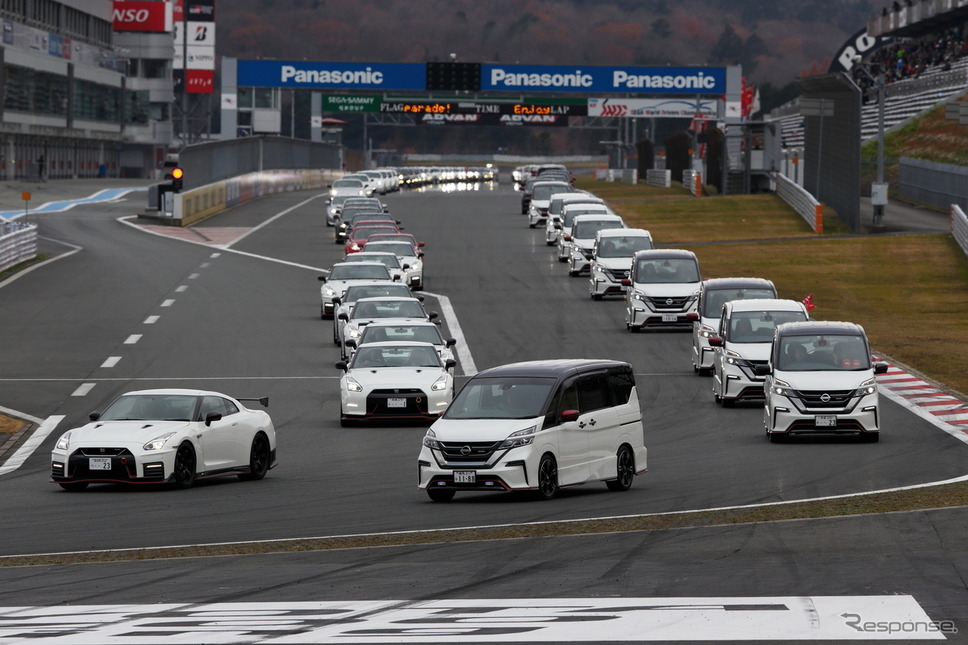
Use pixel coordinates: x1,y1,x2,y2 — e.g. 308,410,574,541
429,417,542,442
633,282,700,296
774,370,874,390
349,367,444,385
64,420,191,446
597,257,634,271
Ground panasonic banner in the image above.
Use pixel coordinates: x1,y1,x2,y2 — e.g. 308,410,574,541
237,60,426,90
482,64,726,95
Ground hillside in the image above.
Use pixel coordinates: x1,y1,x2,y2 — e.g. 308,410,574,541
218,0,890,85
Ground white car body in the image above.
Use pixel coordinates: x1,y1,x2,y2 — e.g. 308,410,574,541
709,299,809,405
624,249,701,331
588,228,654,300
337,341,455,425
362,240,424,291
527,181,572,228
330,281,414,345
318,262,395,319
338,296,438,359
346,320,457,364
554,203,614,260
341,251,406,283
691,278,778,373
566,214,626,276
50,388,277,490
759,321,888,442
546,193,604,245
417,359,647,502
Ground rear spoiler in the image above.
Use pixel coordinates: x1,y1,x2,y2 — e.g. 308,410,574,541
238,397,269,408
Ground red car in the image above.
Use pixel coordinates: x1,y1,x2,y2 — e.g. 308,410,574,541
344,224,400,254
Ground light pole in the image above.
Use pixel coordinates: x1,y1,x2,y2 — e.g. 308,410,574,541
853,56,887,228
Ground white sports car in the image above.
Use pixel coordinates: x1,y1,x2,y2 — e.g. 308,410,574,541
50,389,277,491
336,341,456,426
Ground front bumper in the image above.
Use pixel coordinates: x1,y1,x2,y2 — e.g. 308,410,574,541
417,444,536,491
718,360,768,401
51,447,172,484
767,392,881,435
342,387,450,423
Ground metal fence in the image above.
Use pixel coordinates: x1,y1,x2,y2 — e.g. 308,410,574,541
953,204,968,257
0,222,37,274
775,173,824,233
899,157,968,212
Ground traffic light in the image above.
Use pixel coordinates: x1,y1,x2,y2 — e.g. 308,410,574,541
425,62,481,92
170,167,184,193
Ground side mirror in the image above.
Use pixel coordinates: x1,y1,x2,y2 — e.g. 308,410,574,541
345,339,357,349
417,242,426,247
332,297,342,304
325,198,332,205
418,251,425,259
621,278,632,287
89,411,101,421
708,337,723,347
754,364,771,376
428,312,438,321
445,359,457,370
335,361,348,371
446,338,457,347
403,264,411,270
560,409,581,423
338,312,349,321
874,361,889,375
318,275,327,282
205,412,223,426
686,313,699,321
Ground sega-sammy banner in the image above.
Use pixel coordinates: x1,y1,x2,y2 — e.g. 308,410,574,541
588,97,719,118
237,60,426,90
484,64,725,94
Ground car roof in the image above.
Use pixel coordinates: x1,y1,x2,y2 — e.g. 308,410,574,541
355,340,438,349
121,388,228,398
473,359,630,379
572,214,624,224
330,261,387,270
633,249,697,260
702,277,775,290
775,320,866,337
725,298,807,313
353,296,422,303
598,227,650,239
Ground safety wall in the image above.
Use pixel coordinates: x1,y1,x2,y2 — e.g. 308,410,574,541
775,173,824,233
173,168,340,226
953,204,968,257
900,157,968,212
0,222,38,273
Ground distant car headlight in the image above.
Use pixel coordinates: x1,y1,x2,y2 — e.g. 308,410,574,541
322,286,337,298
422,429,442,449
143,432,176,451
409,260,423,272
345,377,363,392
431,375,449,392
349,243,361,251
347,327,362,339
55,432,71,451
499,425,537,449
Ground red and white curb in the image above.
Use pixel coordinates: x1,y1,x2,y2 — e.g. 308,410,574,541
876,362,968,444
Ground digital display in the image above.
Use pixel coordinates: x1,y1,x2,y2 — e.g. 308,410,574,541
401,102,453,114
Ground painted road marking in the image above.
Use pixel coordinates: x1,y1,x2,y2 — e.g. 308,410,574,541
0,415,63,476
0,597,949,642
70,383,95,397
0,187,149,221
100,356,121,368
175,285,188,292
160,299,174,307
143,315,159,324
123,334,141,345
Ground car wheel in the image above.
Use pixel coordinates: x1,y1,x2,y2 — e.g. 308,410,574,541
768,432,786,443
528,223,535,229
239,433,270,481
320,306,326,320
722,397,736,408
59,482,88,492
172,442,196,489
427,488,456,502
860,432,880,443
606,446,635,491
558,255,568,263
535,454,558,500
591,293,603,301
546,240,555,247
340,409,357,427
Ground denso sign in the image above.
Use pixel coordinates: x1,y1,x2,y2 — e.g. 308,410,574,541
113,1,173,33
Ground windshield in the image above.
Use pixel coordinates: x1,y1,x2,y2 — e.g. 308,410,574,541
352,300,426,319
778,335,871,371
532,184,569,201
328,265,390,280
727,310,807,343
446,377,555,419
345,254,400,268
634,258,700,284
100,394,197,422
333,179,363,189
597,235,653,258
573,220,623,240
365,242,417,257
563,207,607,227
351,345,440,368
344,285,411,303
701,288,777,317
361,325,444,345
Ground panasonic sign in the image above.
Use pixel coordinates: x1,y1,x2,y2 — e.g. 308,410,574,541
237,60,425,90
483,64,725,94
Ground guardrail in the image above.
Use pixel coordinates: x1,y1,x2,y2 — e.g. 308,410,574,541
594,168,639,184
645,169,671,188
775,173,824,233
682,170,703,196
0,222,38,274
952,204,968,257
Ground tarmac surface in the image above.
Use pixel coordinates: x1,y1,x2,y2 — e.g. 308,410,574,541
0,176,953,234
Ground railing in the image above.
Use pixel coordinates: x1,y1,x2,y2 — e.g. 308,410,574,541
775,173,824,233
953,204,968,257
645,169,670,188
682,170,703,196
0,222,38,274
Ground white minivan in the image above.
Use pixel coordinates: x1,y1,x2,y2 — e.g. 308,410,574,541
691,277,777,374
417,359,648,501
756,321,889,442
623,249,701,331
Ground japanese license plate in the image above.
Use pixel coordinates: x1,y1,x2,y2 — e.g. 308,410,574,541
815,415,837,427
661,313,679,323
387,398,407,408
454,471,476,483
89,457,112,470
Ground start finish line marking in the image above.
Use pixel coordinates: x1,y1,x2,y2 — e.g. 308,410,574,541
0,596,951,642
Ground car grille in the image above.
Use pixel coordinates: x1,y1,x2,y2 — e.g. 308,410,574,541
647,296,691,311
65,448,138,480
438,441,503,464
366,389,429,416
605,267,631,281
796,389,855,409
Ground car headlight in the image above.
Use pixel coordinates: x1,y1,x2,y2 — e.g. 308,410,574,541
770,378,792,396
698,325,716,338
724,349,743,364
55,431,71,451
143,432,176,451
499,425,536,449
347,327,362,339
855,377,877,396
322,286,337,298
631,289,647,302
409,260,423,272
349,243,360,251
422,429,442,449
345,377,363,392
431,375,449,391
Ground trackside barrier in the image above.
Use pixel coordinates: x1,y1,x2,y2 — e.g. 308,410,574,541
775,173,824,233
683,170,703,196
159,168,340,226
595,168,639,184
952,204,968,258
0,222,37,274
646,169,671,188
